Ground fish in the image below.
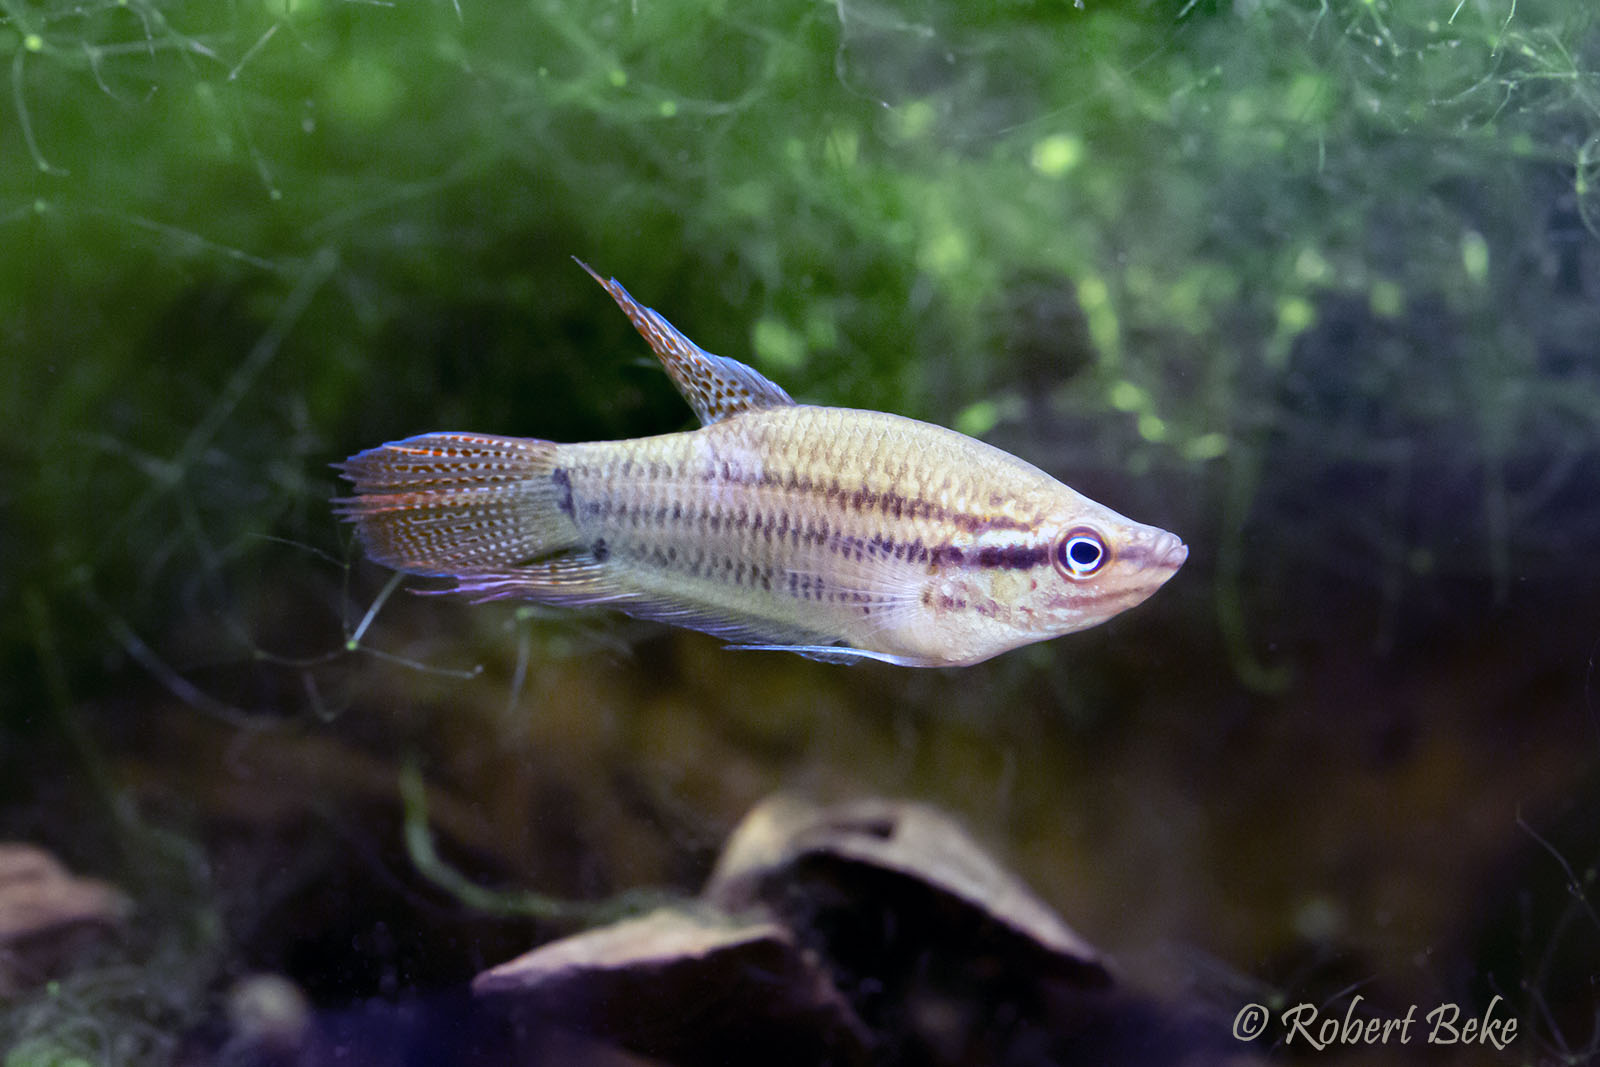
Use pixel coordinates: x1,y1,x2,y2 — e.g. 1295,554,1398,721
334,261,1187,667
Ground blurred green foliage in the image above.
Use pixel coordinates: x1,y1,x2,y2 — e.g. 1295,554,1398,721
3,0,1597,689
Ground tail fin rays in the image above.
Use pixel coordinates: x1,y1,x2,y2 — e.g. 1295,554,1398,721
334,432,579,576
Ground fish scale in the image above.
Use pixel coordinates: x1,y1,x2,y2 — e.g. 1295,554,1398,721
554,408,1048,648
335,262,1187,667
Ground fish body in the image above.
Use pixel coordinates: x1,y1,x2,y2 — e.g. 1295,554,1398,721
336,263,1186,667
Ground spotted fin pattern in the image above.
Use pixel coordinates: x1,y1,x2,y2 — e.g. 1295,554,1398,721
575,258,794,426
334,432,576,575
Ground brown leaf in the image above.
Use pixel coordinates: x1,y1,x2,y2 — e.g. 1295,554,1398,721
474,906,871,1065
706,796,1108,983
0,843,128,995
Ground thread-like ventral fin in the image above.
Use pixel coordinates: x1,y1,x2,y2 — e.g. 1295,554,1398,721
334,432,578,575
575,258,795,426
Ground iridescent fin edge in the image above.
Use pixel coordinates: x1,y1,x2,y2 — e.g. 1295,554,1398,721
725,644,946,668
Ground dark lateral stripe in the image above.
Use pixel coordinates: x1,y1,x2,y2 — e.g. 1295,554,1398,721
570,458,1035,535
567,462,1051,575
927,543,1050,570
583,494,1051,574
808,476,1032,534
606,514,1050,582
976,543,1051,569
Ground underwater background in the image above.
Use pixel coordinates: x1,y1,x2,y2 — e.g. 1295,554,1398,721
2,0,1598,1063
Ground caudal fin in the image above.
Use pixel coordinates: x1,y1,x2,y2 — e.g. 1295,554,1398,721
334,432,578,576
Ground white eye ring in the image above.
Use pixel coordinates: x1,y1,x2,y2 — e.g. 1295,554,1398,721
1055,530,1108,579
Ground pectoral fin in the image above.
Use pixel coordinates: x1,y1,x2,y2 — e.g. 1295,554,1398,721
576,258,794,426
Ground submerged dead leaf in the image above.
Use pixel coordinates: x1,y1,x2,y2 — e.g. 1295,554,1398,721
474,906,872,1065
0,842,128,995
706,795,1109,984
476,796,1246,1066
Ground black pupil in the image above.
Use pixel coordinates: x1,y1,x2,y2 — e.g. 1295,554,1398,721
1068,538,1101,568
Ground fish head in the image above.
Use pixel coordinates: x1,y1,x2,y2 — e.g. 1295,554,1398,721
1026,503,1188,635
923,495,1187,665
902,493,1185,666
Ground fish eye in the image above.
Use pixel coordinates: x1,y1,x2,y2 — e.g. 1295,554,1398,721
1055,529,1108,579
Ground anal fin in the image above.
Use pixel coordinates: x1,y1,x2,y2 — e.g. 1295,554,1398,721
445,561,853,653
726,644,946,667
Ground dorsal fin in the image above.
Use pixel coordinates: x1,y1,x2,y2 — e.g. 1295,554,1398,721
576,258,795,425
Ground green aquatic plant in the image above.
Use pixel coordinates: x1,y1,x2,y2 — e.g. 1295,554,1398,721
4,0,1597,697
397,757,681,925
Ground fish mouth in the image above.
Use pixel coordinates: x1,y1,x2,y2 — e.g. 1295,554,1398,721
1152,530,1187,570
1120,529,1187,575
